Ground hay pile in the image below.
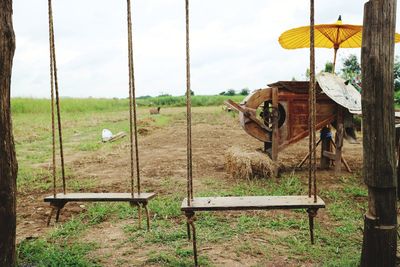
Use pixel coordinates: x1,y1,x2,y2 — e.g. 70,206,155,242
225,146,279,180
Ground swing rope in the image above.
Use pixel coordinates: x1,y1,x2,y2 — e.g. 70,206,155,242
185,0,318,205
308,0,317,203
48,0,66,196
48,0,56,198
48,0,141,198
185,0,193,206
127,0,141,196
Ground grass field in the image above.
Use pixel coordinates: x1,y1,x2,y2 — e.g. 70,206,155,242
11,95,245,114
13,97,369,266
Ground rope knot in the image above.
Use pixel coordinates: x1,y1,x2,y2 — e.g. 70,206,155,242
307,208,318,218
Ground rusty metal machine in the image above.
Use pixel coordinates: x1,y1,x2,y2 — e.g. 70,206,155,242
225,72,361,171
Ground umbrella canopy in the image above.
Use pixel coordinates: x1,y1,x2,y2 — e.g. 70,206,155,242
279,16,400,72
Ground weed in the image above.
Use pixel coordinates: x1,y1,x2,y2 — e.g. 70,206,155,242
344,185,367,197
78,142,101,152
50,217,87,240
17,238,99,267
146,250,210,267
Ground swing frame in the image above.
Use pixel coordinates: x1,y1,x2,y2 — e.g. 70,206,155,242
43,0,156,230
180,1,325,266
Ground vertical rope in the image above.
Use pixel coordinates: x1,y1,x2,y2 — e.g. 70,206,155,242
186,0,193,206
127,0,136,197
48,0,66,195
48,0,56,198
308,1,312,198
310,0,317,203
130,2,141,195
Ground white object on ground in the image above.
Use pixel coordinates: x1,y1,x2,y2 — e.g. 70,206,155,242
102,129,113,142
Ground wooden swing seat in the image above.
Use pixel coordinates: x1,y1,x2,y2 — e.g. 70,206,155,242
45,192,156,205
44,192,156,228
181,195,325,212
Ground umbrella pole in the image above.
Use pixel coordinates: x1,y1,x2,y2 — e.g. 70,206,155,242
332,48,338,74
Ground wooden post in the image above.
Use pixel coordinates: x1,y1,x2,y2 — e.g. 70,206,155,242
335,107,344,174
271,88,279,160
0,0,17,265
360,1,397,266
271,87,279,177
320,127,331,169
263,100,272,154
397,126,400,200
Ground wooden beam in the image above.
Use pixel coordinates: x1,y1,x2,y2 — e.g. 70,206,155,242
44,192,157,203
224,99,271,132
335,107,344,174
181,196,325,212
271,87,279,162
329,138,352,173
360,0,397,265
297,139,321,168
322,151,335,160
320,127,332,169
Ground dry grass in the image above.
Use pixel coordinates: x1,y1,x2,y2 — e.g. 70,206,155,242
225,146,278,180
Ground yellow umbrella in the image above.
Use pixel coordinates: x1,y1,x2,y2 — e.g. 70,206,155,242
279,16,400,72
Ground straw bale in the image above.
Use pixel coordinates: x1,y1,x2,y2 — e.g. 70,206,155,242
225,146,279,180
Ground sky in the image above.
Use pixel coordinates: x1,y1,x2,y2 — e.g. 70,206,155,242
11,1,400,98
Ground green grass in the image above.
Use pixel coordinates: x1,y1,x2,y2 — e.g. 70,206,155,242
11,95,245,114
17,171,366,266
146,250,210,267
17,238,100,267
136,95,245,108
13,101,369,266
17,167,52,192
50,217,88,240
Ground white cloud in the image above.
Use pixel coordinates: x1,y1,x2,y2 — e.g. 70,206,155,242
11,0,400,98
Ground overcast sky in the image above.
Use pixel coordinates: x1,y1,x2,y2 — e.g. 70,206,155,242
11,1,400,98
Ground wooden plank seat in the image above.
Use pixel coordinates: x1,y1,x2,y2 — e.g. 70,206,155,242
45,192,156,203
181,195,325,262
44,192,156,228
181,195,325,212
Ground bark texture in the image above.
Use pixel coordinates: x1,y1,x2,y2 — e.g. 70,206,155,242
0,0,17,265
360,0,397,266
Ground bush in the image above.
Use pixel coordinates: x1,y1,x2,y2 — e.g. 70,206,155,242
225,89,236,96
239,88,250,96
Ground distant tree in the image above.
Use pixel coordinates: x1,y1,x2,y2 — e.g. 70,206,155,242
239,88,250,96
291,77,297,81
324,62,334,73
184,90,194,96
339,55,400,93
394,56,400,92
341,54,361,82
137,95,152,99
225,89,236,96
219,91,226,96
158,93,171,97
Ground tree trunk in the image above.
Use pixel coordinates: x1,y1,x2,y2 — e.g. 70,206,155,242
0,0,17,266
360,0,397,266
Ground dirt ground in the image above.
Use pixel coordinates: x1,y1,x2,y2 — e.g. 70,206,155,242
15,106,364,266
